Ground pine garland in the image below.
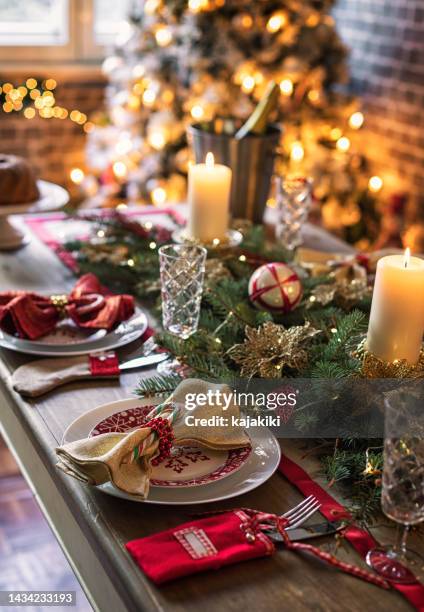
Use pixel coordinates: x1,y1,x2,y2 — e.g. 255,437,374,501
64,215,383,522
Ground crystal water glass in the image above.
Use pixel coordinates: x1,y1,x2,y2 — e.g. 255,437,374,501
367,389,424,583
275,176,312,251
159,244,207,340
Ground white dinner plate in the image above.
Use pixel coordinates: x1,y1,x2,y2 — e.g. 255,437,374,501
62,397,281,505
0,308,148,356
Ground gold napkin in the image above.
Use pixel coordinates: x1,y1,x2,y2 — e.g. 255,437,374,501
56,379,250,500
56,429,155,499
12,356,119,398
171,378,249,450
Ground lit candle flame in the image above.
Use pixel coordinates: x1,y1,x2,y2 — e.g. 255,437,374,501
205,152,214,168
404,247,411,269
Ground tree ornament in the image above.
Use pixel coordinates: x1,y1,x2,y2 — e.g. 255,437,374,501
248,262,302,313
227,321,320,378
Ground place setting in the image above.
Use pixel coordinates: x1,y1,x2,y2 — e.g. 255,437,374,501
0,272,169,398
58,381,281,506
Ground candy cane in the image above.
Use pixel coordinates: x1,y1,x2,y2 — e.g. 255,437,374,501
129,401,179,464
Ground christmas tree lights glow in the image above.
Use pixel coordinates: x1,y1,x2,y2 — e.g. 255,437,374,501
80,0,390,246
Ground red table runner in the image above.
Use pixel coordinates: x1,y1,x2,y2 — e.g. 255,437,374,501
25,207,185,272
279,453,424,611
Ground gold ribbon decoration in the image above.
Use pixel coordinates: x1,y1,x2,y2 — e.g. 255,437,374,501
50,294,69,314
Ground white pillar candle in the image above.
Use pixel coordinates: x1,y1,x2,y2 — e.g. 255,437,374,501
366,249,424,364
187,152,232,244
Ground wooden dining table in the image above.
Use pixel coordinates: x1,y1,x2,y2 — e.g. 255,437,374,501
0,211,419,612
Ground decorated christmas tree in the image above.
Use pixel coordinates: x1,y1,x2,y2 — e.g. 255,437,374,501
85,0,391,247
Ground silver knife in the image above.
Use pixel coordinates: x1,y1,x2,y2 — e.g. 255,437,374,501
118,352,168,371
267,520,343,543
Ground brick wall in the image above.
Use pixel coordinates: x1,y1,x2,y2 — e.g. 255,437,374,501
333,0,424,220
0,74,105,199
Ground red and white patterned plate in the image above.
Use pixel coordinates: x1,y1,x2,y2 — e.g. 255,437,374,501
63,397,281,505
89,406,252,488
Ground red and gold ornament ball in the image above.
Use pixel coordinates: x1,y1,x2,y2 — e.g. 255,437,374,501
248,262,303,313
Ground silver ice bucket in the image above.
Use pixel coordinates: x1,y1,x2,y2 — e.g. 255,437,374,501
187,122,282,223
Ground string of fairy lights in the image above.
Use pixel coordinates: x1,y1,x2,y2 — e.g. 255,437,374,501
0,58,384,203
0,72,384,202
0,77,94,133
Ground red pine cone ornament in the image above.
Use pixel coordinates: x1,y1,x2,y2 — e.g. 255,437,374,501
248,262,302,314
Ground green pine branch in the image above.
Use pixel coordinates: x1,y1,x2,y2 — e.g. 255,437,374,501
321,447,383,525
135,374,182,398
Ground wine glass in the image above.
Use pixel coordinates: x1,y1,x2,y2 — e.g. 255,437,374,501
366,388,424,583
275,175,312,253
157,244,207,374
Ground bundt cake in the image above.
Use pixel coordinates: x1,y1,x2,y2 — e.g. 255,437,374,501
0,154,40,205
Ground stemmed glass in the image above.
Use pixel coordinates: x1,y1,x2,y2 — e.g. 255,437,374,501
157,244,207,374
275,176,312,253
366,389,424,583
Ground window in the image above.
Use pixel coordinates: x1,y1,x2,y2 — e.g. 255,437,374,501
94,0,132,45
0,0,68,46
0,0,132,65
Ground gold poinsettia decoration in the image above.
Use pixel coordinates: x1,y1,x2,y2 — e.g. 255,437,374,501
204,258,232,284
304,256,371,309
227,321,320,378
308,278,371,309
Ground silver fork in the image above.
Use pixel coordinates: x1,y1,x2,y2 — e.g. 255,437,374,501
282,494,321,530
262,495,321,536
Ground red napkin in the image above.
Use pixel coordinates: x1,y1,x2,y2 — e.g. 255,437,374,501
0,273,135,340
126,508,388,589
126,510,274,584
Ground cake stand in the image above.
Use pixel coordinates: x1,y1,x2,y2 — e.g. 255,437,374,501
0,180,70,251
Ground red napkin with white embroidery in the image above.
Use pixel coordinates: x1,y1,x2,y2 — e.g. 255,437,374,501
125,509,390,588
126,511,274,584
0,273,134,340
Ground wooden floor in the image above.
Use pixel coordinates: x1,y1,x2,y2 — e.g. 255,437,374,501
0,436,92,612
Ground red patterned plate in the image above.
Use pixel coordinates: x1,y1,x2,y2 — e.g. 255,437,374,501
89,406,251,488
